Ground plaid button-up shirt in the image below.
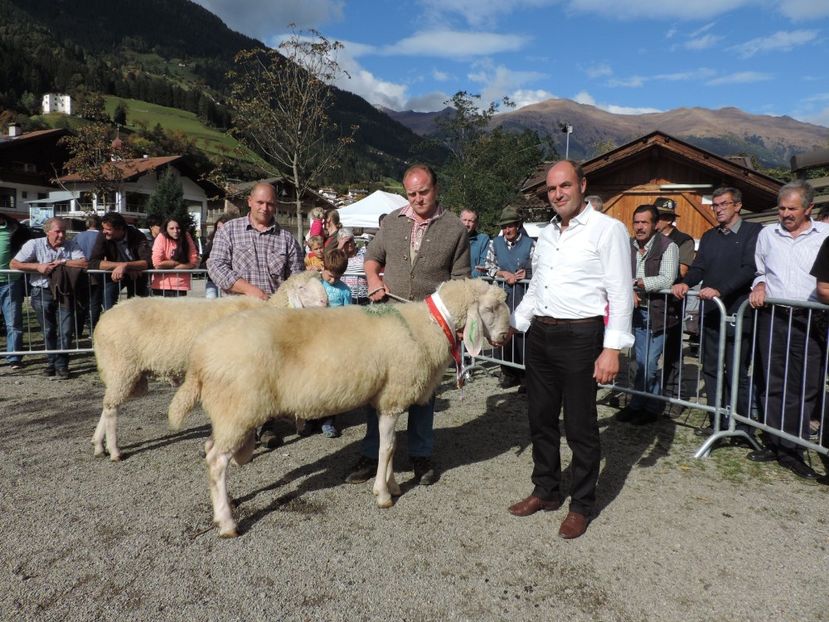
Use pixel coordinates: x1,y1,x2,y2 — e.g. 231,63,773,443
206,216,304,295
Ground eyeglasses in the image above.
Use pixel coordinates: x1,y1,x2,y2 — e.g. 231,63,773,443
711,200,737,209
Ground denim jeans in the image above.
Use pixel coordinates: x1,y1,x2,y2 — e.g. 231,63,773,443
30,286,74,370
630,308,666,413
361,396,436,459
0,278,24,364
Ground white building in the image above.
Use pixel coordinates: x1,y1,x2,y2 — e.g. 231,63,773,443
41,94,72,115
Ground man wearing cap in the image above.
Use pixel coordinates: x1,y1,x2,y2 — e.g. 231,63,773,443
654,197,696,416
485,205,535,389
460,208,490,278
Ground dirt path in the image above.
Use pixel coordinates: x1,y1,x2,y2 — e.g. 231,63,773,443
1,355,827,621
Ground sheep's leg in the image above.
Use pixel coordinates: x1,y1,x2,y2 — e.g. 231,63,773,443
206,442,237,537
373,413,399,508
92,406,121,461
231,431,256,466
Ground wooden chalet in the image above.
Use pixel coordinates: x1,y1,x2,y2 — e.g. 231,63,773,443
519,131,784,240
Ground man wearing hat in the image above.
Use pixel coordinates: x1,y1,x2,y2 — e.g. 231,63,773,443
486,205,535,388
654,197,696,416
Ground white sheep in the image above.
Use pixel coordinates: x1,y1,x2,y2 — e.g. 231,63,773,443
92,270,328,461
168,278,510,537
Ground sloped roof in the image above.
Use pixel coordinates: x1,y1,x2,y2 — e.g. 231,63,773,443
521,131,783,210
56,155,222,197
0,128,71,149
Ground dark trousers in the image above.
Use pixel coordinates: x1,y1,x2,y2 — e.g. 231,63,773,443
75,283,102,336
701,314,753,424
756,310,826,454
30,286,74,371
525,317,604,516
661,321,683,399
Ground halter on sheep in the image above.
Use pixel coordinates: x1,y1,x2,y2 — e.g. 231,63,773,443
168,278,510,537
91,270,328,462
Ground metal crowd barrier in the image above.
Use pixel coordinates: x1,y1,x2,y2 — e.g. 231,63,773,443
710,297,829,458
460,279,793,459
0,268,210,360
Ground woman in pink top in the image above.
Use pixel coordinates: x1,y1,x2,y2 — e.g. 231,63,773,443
151,218,198,296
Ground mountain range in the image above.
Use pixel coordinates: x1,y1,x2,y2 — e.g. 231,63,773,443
2,0,825,173
384,99,829,168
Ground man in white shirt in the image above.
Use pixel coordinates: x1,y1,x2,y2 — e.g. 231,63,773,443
506,160,634,539
747,180,828,479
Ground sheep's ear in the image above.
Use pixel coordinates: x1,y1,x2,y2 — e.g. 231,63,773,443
287,289,303,309
463,302,484,356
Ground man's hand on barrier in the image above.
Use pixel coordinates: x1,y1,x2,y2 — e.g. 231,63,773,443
698,286,721,301
110,264,127,282
671,283,689,300
749,283,766,308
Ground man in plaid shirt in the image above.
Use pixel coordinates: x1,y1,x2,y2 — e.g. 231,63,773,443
207,183,304,300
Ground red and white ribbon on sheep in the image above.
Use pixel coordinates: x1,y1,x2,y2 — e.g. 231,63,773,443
167,278,510,537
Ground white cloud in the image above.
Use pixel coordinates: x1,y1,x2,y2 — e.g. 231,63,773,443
807,107,829,128
684,33,723,50
388,30,527,57
566,0,750,20
404,92,453,112
609,67,717,88
689,22,717,37
706,71,773,85
194,0,344,40
604,103,662,115
432,69,451,81
585,63,613,78
417,0,558,28
574,90,596,106
467,61,548,105
665,27,678,39
608,76,646,88
730,29,819,58
509,89,557,109
778,0,829,20
572,90,660,114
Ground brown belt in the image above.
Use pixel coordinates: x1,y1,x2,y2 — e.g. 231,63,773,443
533,315,603,326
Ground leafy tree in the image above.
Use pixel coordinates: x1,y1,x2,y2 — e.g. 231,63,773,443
434,91,549,233
112,100,128,126
591,138,618,158
145,167,192,231
60,94,134,202
226,26,358,239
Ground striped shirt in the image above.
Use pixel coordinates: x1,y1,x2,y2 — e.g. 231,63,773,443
206,216,304,295
633,235,679,292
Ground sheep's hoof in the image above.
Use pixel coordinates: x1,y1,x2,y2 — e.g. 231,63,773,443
109,452,122,462
93,446,105,457
218,525,239,538
389,484,401,497
375,495,393,509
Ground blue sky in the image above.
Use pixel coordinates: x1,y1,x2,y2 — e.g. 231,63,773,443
195,0,829,127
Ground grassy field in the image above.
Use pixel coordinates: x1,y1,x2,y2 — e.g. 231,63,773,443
102,95,251,161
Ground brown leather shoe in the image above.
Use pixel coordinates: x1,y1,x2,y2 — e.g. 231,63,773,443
508,495,561,517
558,511,589,539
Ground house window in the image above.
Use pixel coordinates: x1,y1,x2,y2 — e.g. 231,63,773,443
0,187,14,209
126,192,147,214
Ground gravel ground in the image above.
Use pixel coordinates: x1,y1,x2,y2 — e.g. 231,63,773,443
1,354,827,622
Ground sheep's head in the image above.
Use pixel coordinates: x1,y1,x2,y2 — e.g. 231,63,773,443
437,279,510,356
270,270,329,309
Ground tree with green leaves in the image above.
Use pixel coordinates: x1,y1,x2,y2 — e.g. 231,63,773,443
112,100,128,126
435,91,550,233
145,168,192,231
227,26,357,239
60,93,133,204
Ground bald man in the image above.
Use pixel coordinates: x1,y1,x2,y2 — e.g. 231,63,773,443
207,182,303,300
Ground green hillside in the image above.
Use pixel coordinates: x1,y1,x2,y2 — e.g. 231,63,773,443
102,96,253,162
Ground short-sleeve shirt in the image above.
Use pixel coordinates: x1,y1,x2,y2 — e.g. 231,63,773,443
14,238,85,288
322,279,353,307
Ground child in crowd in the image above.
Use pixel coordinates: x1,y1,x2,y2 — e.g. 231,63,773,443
304,235,324,271
318,248,351,437
308,207,325,238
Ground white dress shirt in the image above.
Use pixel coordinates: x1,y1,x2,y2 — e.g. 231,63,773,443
513,204,634,350
753,219,829,301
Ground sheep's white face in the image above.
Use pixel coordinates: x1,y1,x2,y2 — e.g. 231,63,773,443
475,286,510,345
291,276,329,308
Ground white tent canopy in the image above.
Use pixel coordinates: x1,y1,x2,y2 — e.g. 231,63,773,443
337,190,407,228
